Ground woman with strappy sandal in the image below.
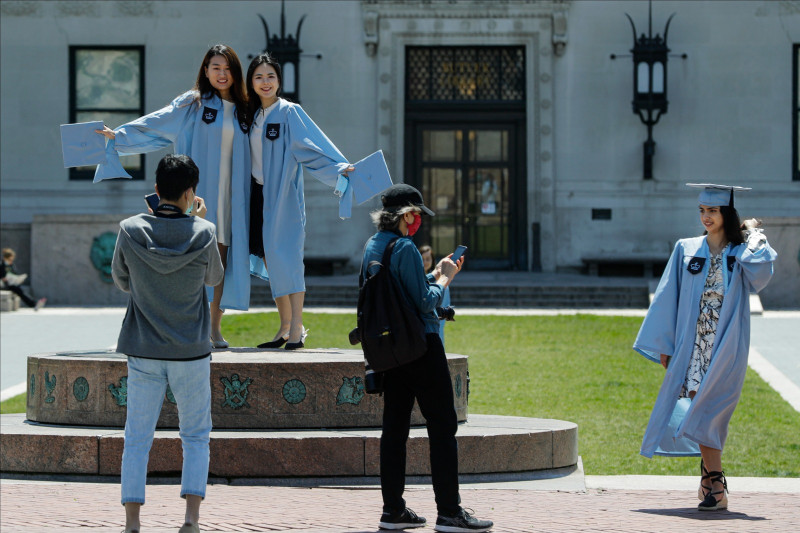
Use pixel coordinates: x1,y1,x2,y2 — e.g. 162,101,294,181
633,183,777,511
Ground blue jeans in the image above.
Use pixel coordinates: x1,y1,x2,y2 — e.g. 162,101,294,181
121,355,212,505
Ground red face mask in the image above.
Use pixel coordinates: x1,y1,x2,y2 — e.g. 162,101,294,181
407,213,422,236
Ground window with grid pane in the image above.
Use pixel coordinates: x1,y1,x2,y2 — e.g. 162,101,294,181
69,46,144,180
406,46,525,103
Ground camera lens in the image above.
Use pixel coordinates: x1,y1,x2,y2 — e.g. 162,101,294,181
437,306,455,321
348,327,361,345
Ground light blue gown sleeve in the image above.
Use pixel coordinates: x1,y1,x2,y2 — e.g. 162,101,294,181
338,178,354,220
93,91,198,182
633,241,683,363
736,230,777,293
287,105,351,188
392,241,444,315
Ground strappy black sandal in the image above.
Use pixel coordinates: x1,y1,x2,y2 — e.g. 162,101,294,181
698,459,710,501
697,470,728,511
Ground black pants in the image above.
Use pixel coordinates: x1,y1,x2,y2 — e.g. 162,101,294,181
6,285,35,307
380,333,461,517
249,177,265,258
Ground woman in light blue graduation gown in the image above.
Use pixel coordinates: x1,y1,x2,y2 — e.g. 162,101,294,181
94,44,252,348
245,53,353,350
633,184,776,511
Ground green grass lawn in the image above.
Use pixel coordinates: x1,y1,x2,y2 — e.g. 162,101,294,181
4,312,797,477
0,392,26,415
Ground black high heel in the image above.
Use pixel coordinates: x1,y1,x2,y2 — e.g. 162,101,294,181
284,328,309,351
257,334,289,349
697,470,728,511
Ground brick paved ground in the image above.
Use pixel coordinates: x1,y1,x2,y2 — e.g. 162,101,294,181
1,481,798,533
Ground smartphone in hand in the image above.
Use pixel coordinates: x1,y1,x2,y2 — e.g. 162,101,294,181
451,245,467,263
144,193,160,213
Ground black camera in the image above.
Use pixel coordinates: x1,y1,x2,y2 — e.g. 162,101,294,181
365,364,385,395
436,306,456,321
348,327,361,345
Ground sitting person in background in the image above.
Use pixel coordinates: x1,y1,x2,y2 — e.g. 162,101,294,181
1,248,46,310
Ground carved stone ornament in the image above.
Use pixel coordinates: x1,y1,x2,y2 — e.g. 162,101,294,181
108,376,128,406
336,376,365,406
73,377,90,402
44,371,56,404
220,374,253,409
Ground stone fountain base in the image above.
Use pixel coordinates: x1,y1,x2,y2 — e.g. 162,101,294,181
24,349,468,429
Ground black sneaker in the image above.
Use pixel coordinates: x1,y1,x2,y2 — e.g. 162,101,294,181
434,508,493,532
379,507,427,530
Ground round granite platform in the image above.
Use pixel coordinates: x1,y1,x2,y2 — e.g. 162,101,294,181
25,349,468,429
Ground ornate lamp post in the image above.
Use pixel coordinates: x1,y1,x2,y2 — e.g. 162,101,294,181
253,0,306,103
613,2,682,179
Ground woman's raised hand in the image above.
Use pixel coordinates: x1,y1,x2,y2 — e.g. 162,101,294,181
742,218,761,230
95,125,116,140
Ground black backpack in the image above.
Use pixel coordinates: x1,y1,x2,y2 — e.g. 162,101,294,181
356,237,428,372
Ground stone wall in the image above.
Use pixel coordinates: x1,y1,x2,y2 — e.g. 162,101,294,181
31,214,128,306
758,217,800,309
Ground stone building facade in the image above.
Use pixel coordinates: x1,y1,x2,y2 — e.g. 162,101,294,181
2,1,798,302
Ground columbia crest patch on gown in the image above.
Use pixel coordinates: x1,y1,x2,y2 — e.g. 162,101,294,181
727,255,736,272
239,120,250,134
265,123,280,141
687,256,706,274
202,107,217,124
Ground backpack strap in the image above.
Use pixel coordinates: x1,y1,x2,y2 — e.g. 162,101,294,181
358,236,400,288
381,237,400,270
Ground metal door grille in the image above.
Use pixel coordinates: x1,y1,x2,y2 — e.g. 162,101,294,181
406,46,525,103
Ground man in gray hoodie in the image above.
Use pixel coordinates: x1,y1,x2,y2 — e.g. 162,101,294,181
112,154,224,533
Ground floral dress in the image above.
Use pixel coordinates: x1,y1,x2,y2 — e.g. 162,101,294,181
682,249,726,398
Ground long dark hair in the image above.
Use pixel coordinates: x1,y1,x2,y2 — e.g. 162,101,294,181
193,44,248,125
418,244,434,274
703,205,744,245
245,53,283,126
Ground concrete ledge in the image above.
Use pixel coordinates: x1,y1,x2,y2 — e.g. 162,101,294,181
0,290,20,312
0,414,578,477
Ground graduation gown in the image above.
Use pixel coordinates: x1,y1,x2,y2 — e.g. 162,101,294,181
250,99,350,299
633,233,776,457
94,90,252,311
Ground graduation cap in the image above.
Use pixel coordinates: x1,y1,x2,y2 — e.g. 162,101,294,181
60,121,107,168
686,183,751,208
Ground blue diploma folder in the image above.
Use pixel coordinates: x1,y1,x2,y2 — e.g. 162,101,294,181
60,121,107,168
349,150,393,205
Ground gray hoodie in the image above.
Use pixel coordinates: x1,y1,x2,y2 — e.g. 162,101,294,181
112,213,224,360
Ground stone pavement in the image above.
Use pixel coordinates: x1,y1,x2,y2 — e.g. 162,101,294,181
1,479,799,532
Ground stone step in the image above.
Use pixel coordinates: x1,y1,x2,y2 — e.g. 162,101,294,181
250,283,649,308
0,413,577,477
